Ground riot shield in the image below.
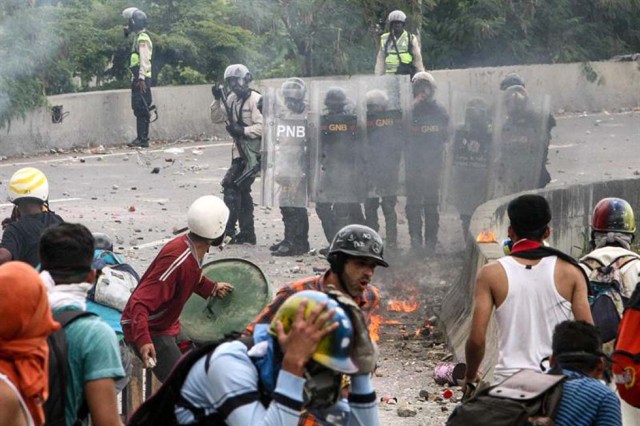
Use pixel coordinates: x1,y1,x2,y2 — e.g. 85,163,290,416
404,90,451,206
360,75,411,198
180,258,271,344
309,80,366,204
489,86,551,198
261,87,310,208
445,91,494,220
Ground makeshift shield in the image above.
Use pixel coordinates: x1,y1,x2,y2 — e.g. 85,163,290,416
180,258,271,344
489,86,552,198
261,86,310,208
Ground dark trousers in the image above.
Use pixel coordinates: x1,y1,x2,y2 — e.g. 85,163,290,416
222,158,256,236
316,202,365,244
406,198,439,249
364,196,398,247
131,83,152,141
281,206,309,246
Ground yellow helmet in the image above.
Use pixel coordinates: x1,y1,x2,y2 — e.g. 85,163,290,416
269,290,358,374
8,167,49,203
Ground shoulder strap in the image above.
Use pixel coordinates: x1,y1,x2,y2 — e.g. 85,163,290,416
580,256,604,271
610,254,640,269
54,309,97,327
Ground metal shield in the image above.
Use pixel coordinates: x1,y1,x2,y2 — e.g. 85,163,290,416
445,91,494,218
309,80,366,204
489,86,552,198
261,87,310,208
180,258,272,344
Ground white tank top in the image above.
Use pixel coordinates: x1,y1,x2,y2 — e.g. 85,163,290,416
493,256,574,381
0,373,35,426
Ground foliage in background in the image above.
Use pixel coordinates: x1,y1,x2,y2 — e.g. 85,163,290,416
1,0,639,129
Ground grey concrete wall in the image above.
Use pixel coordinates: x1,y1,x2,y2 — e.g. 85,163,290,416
439,176,640,378
1,61,639,157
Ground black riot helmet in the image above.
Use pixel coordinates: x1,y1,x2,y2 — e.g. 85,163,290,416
324,87,348,114
327,225,388,274
123,8,148,33
500,72,525,91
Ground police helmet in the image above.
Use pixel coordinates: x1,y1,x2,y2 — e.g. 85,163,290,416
500,72,525,91
366,89,389,111
281,77,306,101
388,10,407,23
123,8,147,32
324,87,347,109
224,64,253,87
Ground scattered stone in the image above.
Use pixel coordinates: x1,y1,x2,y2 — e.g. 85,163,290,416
418,388,433,399
112,185,119,190
96,156,103,161
289,266,301,273
91,197,98,200
123,156,129,161
131,187,137,190
397,406,417,417
128,206,136,212
80,158,86,163
151,167,160,174
380,396,397,405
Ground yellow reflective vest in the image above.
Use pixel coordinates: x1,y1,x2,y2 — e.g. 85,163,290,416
129,31,153,78
380,30,413,74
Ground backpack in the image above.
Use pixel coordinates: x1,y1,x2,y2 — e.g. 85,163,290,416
44,310,98,426
580,254,638,342
612,282,640,408
446,369,566,426
89,249,140,311
127,335,254,426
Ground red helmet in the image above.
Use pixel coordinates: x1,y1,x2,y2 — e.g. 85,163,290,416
591,198,636,234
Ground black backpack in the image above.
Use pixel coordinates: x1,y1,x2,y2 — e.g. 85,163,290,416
127,335,254,426
44,310,97,426
446,369,566,426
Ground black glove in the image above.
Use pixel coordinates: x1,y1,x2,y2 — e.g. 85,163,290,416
226,123,245,138
212,85,224,100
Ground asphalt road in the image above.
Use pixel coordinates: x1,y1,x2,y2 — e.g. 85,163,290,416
2,109,636,272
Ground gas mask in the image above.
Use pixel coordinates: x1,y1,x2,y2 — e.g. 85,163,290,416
302,361,343,410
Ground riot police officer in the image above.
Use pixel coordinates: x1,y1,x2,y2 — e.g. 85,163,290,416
269,78,311,256
210,64,262,244
405,72,449,254
124,8,153,148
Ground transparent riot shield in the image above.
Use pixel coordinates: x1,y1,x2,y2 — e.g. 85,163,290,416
309,80,366,204
404,85,451,209
261,87,310,208
489,86,552,198
445,91,494,222
360,75,411,199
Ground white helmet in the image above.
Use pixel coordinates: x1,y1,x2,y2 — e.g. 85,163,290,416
8,167,49,203
187,195,229,240
224,64,252,85
388,10,407,23
411,71,436,87
366,89,389,110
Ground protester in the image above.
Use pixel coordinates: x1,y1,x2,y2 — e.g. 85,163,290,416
176,290,380,425
0,167,63,267
121,195,234,382
550,320,622,426
247,224,385,334
464,195,593,387
0,262,60,426
39,223,125,426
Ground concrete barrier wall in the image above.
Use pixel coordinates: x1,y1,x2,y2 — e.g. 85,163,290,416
439,176,640,377
1,61,639,157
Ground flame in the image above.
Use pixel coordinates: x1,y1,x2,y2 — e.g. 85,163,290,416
387,299,418,312
476,230,497,243
369,314,381,342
